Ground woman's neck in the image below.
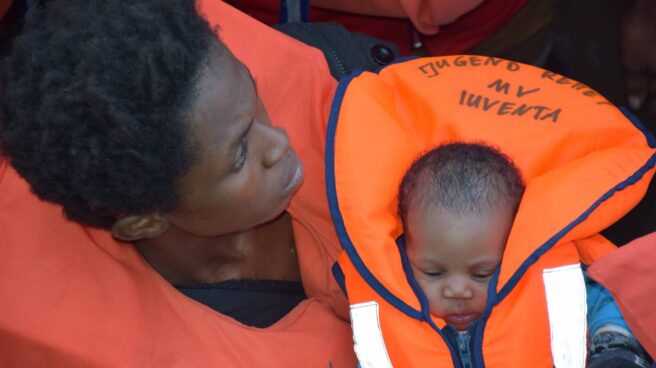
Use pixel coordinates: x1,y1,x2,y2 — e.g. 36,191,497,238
134,212,300,285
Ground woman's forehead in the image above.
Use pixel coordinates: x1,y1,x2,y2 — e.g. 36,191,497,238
190,51,255,126
183,50,256,171
199,50,253,103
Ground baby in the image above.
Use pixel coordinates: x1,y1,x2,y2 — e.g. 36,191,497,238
397,142,651,367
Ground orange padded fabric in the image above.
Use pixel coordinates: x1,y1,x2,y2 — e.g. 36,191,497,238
0,1,356,366
328,56,656,366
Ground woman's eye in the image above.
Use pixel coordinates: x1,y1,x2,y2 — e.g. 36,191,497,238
233,140,248,170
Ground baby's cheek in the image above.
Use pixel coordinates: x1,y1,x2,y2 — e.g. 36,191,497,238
474,284,492,310
417,280,442,307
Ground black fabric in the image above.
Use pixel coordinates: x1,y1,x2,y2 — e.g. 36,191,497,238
0,0,28,55
274,22,400,80
176,279,307,328
0,0,47,55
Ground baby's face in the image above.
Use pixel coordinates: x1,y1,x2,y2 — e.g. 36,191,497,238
405,206,513,331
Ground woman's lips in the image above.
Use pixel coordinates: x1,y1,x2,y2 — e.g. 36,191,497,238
281,154,304,197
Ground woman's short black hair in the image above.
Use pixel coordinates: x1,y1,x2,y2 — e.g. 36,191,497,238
0,0,221,228
398,142,525,224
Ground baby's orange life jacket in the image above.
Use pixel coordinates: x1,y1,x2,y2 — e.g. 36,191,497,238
327,56,656,367
0,1,356,367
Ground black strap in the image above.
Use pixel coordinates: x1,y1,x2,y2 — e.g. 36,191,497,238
274,22,400,79
279,0,309,23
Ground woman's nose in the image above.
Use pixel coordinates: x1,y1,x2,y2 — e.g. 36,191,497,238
262,124,290,168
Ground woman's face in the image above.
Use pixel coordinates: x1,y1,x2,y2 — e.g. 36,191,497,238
165,49,304,237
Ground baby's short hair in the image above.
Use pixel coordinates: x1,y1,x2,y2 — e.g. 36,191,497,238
398,142,525,224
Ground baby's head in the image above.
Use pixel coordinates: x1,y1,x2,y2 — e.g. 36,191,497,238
398,142,524,331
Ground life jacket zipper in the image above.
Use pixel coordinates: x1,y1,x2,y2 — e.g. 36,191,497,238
324,41,348,77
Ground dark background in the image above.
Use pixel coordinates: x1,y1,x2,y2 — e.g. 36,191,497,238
548,0,655,245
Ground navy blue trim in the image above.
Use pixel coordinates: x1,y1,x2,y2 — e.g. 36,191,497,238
396,236,462,366
326,72,423,320
496,153,656,303
396,236,431,319
344,56,418,82
278,1,286,23
620,106,656,148
471,268,500,368
383,55,417,67
331,262,347,297
300,0,309,22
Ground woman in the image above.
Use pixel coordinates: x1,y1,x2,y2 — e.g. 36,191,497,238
0,0,355,366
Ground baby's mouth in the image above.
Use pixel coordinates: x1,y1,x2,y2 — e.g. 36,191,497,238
444,313,480,329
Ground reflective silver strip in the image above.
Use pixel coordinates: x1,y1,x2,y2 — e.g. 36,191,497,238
350,301,394,368
543,264,588,368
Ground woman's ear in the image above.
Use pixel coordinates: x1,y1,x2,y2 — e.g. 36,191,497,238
111,213,169,241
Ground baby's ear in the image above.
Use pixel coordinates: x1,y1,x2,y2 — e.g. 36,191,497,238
111,213,169,241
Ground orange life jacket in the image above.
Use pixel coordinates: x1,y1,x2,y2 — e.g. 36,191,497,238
0,1,356,367
327,55,656,367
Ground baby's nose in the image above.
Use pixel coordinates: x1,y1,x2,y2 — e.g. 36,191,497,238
442,278,474,299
